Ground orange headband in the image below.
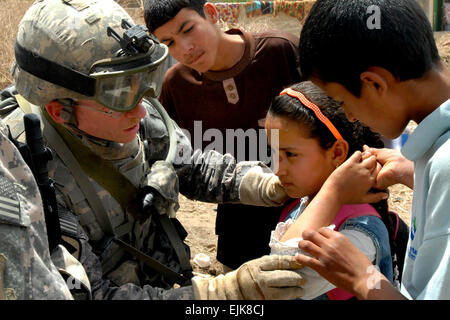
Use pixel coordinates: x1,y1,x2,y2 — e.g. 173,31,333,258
280,88,343,140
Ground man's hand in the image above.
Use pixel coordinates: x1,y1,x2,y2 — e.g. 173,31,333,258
363,146,414,189
295,227,406,300
239,166,290,206
139,161,180,220
192,255,305,300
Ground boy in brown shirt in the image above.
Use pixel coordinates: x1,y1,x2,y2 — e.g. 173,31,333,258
144,0,302,269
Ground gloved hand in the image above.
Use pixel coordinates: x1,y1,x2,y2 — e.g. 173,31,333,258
239,166,290,206
138,161,180,221
191,255,305,300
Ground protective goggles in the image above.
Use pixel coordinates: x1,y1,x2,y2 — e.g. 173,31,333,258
88,43,168,111
280,88,343,140
15,41,168,112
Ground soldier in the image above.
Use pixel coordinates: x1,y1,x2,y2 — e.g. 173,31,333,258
2,0,305,299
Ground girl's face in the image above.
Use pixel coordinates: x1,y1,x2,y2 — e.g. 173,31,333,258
265,114,337,199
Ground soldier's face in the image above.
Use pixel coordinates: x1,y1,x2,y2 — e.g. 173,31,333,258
74,99,147,143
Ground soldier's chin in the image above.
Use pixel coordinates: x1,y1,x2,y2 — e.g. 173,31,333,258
116,132,139,144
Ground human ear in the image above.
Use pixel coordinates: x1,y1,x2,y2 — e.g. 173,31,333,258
360,68,389,97
330,139,349,168
203,3,218,23
45,100,67,124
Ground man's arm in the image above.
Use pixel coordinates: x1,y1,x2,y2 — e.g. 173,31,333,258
176,144,276,204
141,101,287,206
77,236,196,300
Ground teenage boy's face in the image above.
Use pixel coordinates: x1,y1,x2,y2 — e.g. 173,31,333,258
154,8,220,73
311,78,405,139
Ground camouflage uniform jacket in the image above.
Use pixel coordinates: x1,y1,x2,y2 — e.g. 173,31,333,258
2,96,264,299
0,120,73,300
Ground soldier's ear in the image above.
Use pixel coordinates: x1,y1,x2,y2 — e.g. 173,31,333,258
45,100,67,124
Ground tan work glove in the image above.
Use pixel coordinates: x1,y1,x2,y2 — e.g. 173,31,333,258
191,255,305,300
239,166,289,206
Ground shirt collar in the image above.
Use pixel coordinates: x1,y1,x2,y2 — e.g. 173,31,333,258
402,98,450,161
203,29,255,81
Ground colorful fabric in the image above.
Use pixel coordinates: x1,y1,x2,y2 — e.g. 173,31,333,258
214,2,244,24
213,1,315,24
245,1,273,17
272,1,308,22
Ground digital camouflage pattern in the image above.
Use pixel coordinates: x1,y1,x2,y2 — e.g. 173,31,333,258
0,120,73,300
12,0,136,107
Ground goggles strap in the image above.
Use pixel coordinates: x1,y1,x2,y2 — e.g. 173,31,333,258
14,41,96,97
280,88,344,140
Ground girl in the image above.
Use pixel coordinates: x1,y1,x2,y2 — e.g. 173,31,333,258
265,81,401,300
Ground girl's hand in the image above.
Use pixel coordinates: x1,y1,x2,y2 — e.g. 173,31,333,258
323,150,388,205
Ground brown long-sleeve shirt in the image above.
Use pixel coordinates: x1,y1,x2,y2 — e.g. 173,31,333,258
160,29,302,159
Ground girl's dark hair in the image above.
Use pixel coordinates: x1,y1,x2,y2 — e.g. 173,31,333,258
269,81,385,154
269,81,403,282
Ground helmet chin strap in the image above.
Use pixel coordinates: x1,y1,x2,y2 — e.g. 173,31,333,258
56,98,116,147
57,98,78,127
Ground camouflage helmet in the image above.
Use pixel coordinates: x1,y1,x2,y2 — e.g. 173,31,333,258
12,0,167,110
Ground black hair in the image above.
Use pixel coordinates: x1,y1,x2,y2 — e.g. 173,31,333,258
299,0,440,97
268,81,404,283
269,81,384,155
144,0,206,33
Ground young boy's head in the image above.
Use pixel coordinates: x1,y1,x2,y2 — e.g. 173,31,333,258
144,0,206,33
299,0,441,139
144,0,221,73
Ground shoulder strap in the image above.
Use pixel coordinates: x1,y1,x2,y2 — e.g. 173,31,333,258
114,238,189,285
327,203,382,301
42,111,140,219
158,214,191,271
279,198,302,222
333,203,381,231
41,112,118,236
